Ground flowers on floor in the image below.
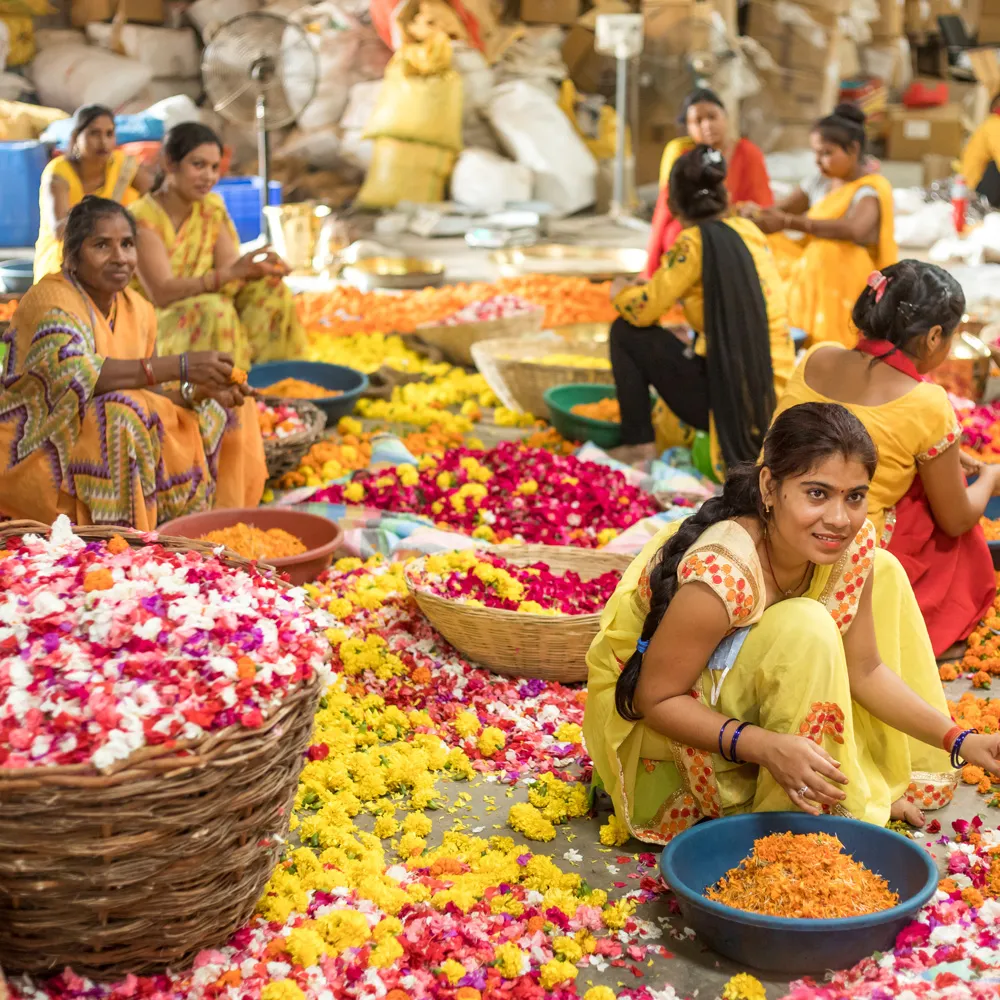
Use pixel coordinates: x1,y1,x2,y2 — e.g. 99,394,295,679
0,517,330,771
410,551,622,614
312,442,658,547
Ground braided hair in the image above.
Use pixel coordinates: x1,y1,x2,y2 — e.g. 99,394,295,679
63,196,137,272
614,402,878,722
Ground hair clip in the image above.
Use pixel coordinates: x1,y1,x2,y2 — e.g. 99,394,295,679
636,639,649,654
703,148,723,165
866,270,890,303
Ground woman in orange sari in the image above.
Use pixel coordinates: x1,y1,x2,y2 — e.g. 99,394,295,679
742,104,897,347
644,89,773,278
0,197,266,529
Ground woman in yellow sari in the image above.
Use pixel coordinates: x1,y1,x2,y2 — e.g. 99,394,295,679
132,123,306,370
0,197,266,530
34,104,153,282
742,104,897,348
584,402,1000,846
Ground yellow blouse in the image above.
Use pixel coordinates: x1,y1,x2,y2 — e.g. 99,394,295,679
961,114,1000,193
614,216,796,392
771,344,961,540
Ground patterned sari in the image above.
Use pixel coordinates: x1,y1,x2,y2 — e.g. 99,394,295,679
0,273,267,530
583,517,956,845
131,192,307,370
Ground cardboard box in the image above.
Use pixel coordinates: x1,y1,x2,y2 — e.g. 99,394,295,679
980,13,1000,41
561,0,631,95
71,0,164,24
520,0,580,26
872,0,905,39
643,0,715,42
636,112,680,185
904,0,964,35
746,0,840,73
886,103,965,161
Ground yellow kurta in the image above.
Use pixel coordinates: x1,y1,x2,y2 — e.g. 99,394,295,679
131,192,307,370
583,516,956,845
772,173,898,348
34,150,141,282
772,344,961,542
961,114,1000,193
0,273,266,529
614,216,796,480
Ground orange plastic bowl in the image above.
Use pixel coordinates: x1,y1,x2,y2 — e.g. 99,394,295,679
157,507,343,586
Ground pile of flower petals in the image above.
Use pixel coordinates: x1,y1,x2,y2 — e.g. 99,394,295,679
0,517,331,771
960,399,1000,461
313,442,658,547
429,294,537,326
257,399,309,440
411,550,623,614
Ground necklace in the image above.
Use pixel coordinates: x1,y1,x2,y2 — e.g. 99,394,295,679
762,529,812,598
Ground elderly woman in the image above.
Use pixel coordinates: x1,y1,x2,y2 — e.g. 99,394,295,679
0,196,266,530
34,104,153,282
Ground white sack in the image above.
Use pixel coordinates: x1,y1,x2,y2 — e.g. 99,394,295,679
31,44,154,114
86,24,202,79
451,147,532,214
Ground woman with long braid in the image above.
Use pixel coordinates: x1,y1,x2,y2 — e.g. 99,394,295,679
584,403,1000,845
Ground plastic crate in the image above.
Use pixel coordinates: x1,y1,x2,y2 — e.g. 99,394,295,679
213,177,282,244
0,141,48,248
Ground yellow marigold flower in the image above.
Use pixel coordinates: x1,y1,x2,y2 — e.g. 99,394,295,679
472,525,497,542
316,909,371,953
583,988,617,1000
538,959,578,989
554,722,583,743
477,726,506,756
369,937,405,968
440,959,467,985
508,802,556,841
261,983,306,1000
722,973,768,1000
343,482,365,503
337,416,363,436
516,479,539,495
326,597,353,620
402,811,433,837
398,831,427,857
599,813,631,846
493,942,529,978
552,935,583,963
373,814,399,839
284,925,327,968
602,898,636,929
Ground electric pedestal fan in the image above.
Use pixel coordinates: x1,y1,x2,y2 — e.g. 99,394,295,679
202,11,319,241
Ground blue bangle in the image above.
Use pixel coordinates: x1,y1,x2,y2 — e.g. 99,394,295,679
718,718,739,762
729,721,751,765
636,638,649,654
951,728,977,769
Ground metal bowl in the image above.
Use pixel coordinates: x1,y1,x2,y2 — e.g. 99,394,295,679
490,244,647,282
932,330,993,402
342,256,445,292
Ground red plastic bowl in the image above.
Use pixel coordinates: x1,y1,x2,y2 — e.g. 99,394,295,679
157,507,343,586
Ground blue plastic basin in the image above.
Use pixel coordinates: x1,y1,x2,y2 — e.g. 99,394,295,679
0,258,34,294
247,361,368,422
659,812,938,974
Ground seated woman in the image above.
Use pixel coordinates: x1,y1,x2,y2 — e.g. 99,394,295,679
643,88,773,278
772,261,996,656
743,104,897,348
131,122,306,370
34,104,153,282
584,402,1000,845
610,145,795,478
960,91,1000,208
0,196,266,530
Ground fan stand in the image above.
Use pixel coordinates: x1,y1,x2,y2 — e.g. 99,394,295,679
252,55,275,244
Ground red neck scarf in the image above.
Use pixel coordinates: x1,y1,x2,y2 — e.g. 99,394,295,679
854,338,928,382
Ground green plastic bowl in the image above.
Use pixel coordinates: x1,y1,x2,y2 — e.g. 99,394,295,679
544,383,622,449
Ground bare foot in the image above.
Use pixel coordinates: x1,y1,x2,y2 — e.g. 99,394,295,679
890,797,926,828
608,442,658,467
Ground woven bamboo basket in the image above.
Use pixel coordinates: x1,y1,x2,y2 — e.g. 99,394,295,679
259,394,327,480
404,545,632,682
416,308,545,367
471,334,611,416
0,521,325,980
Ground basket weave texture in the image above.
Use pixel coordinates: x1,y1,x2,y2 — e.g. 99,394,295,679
471,334,610,417
0,521,323,980
417,308,545,367
259,394,327,480
405,544,632,683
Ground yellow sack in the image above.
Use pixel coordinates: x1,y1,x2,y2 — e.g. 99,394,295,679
357,138,456,209
558,80,624,163
0,99,68,141
0,0,52,15
363,33,463,152
1,14,34,65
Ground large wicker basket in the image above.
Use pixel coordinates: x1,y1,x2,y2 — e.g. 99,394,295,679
472,333,611,416
405,545,632,682
0,521,324,980
259,394,327,481
416,308,545,366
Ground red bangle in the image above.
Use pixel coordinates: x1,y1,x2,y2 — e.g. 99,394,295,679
943,725,963,752
140,359,155,386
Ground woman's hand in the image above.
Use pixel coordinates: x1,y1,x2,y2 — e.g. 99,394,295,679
960,450,983,479
750,208,788,235
959,733,1000,776
185,350,235,389
196,381,253,410
750,731,849,816
610,276,643,300
733,202,760,219
222,248,290,284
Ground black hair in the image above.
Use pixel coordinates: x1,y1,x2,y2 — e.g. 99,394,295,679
614,402,878,722
667,143,728,222
63,195,138,270
851,259,965,359
69,104,115,159
153,121,223,191
813,102,867,157
678,87,725,126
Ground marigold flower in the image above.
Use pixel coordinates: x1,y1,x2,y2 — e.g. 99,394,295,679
722,973,768,1000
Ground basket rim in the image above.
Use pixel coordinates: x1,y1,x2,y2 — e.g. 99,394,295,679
258,395,327,454
416,306,546,338
0,519,327,783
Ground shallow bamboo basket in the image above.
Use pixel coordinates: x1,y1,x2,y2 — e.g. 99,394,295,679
416,308,545,366
0,521,324,980
405,544,632,682
259,394,327,481
472,334,611,416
